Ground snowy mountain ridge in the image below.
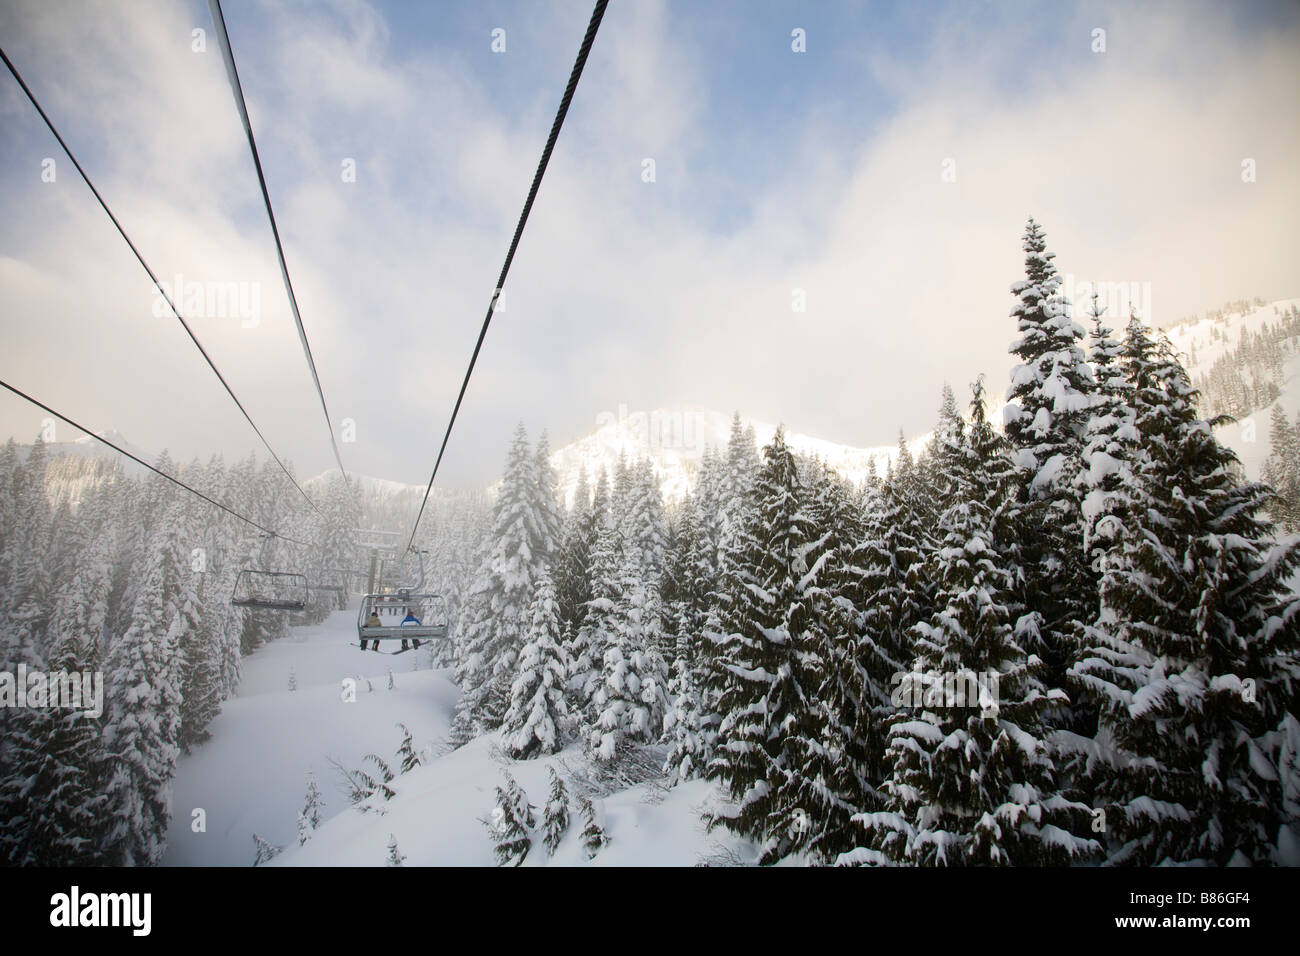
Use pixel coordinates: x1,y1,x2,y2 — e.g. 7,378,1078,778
546,405,934,506
36,292,1300,518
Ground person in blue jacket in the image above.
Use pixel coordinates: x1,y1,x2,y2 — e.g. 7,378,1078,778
399,609,422,652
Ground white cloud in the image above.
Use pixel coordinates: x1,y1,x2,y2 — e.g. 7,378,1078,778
1,0,1295,486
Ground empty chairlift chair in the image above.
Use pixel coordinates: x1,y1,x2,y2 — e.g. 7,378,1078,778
231,569,310,611
230,534,309,611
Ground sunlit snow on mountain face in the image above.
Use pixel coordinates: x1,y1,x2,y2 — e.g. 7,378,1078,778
548,405,932,506
1161,297,1300,481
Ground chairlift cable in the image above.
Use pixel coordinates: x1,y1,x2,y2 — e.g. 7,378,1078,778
404,0,609,554
206,0,354,494
0,44,322,517
0,377,309,547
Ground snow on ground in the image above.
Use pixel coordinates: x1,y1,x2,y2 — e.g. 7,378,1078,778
162,607,455,866
276,735,747,868
164,604,750,867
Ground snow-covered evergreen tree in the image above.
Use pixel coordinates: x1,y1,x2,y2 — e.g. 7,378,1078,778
488,771,535,866
718,413,759,568
102,499,185,866
920,382,966,509
587,462,671,762
568,501,620,733
451,424,551,743
502,570,571,758
847,379,1098,866
1264,405,1299,531
706,427,844,863
663,651,705,785
252,832,283,866
1072,326,1300,864
1002,218,1096,706
849,432,929,796
543,767,570,856
534,431,564,561
385,834,406,866
1079,297,1132,578
553,466,595,633
790,459,872,861
174,491,221,753
314,473,360,611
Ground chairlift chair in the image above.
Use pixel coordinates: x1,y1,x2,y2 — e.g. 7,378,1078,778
356,547,448,644
230,533,308,611
357,591,449,642
232,569,310,610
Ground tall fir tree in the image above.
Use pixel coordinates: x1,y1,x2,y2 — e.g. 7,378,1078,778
1072,326,1300,864
502,569,571,758
175,495,221,754
533,431,564,561
588,460,670,760
663,644,706,785
706,428,843,863
1002,218,1097,711
553,466,595,633
568,493,619,732
849,432,929,799
451,424,551,743
102,500,185,865
846,379,1098,866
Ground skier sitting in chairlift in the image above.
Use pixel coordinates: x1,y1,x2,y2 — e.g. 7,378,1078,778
362,609,382,651
399,609,422,652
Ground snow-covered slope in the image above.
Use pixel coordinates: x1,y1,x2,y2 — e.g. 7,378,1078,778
1163,297,1300,479
164,604,750,867
162,609,455,866
274,734,740,867
1162,298,1300,375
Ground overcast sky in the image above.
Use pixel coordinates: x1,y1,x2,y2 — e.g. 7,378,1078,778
1,0,1297,487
